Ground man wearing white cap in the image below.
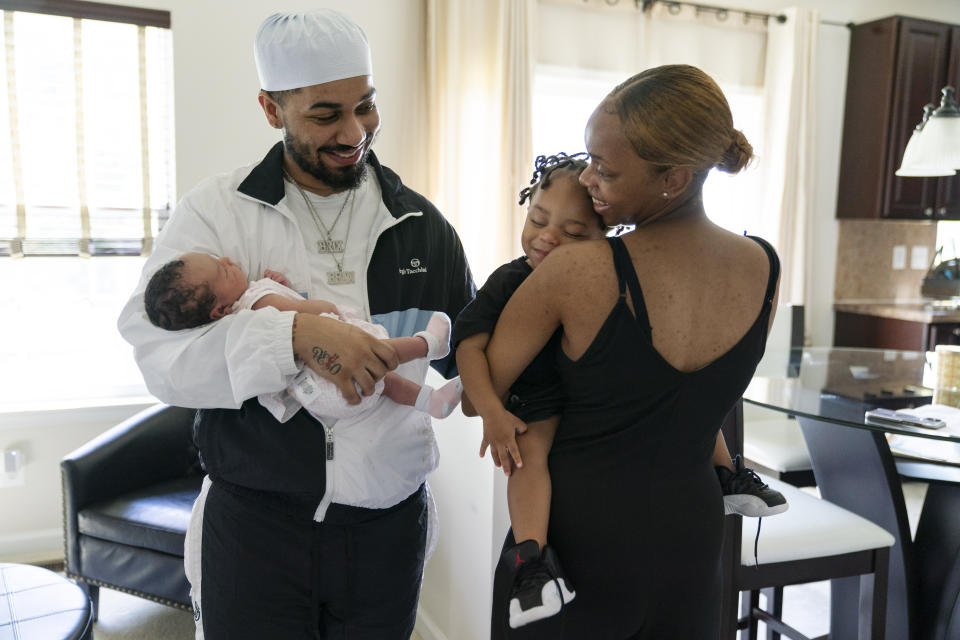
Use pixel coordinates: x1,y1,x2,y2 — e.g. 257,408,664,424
118,8,474,639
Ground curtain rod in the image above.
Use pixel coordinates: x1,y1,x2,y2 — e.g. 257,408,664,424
628,0,856,29
821,18,856,29
637,0,786,25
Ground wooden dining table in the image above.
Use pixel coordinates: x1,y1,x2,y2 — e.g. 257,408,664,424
743,347,960,640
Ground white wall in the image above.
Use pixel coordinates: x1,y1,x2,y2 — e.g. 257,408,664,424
418,371,509,640
0,403,154,563
117,0,427,197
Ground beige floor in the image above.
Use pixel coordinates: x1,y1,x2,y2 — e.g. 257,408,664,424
90,586,825,639
90,590,427,639
92,588,194,640
87,482,927,638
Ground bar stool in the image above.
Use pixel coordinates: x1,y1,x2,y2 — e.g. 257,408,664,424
720,401,895,640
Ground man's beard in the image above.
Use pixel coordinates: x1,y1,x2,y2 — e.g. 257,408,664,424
284,129,371,191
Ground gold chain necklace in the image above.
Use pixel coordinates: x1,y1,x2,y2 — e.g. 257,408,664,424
284,171,357,285
284,170,350,254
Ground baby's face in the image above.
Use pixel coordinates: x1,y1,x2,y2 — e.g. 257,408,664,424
180,253,249,317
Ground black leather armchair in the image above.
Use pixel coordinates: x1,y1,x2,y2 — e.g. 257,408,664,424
61,404,202,618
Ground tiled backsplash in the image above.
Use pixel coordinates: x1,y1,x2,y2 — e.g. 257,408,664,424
834,219,937,301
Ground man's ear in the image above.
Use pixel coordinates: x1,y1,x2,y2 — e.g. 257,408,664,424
258,90,284,129
663,166,694,198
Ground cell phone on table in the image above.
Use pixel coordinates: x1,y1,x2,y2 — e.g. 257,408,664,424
864,408,946,430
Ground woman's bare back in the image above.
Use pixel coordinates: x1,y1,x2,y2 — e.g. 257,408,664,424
554,220,776,372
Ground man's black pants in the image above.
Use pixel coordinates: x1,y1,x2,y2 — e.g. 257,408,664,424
196,481,427,639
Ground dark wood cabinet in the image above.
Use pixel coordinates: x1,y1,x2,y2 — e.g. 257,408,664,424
835,311,960,351
925,320,960,348
837,16,960,220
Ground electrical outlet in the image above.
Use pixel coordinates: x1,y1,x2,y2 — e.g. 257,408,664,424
892,245,907,270
911,245,930,270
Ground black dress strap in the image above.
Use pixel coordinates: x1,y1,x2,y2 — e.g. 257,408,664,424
606,237,652,338
745,235,781,304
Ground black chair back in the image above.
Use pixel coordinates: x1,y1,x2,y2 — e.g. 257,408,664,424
798,403,914,639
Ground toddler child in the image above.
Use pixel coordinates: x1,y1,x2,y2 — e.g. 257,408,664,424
144,252,462,422
455,153,787,630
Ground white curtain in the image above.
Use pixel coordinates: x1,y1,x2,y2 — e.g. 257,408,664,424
533,1,771,236
426,0,819,297
640,3,770,238
759,7,819,308
640,3,767,89
425,0,535,283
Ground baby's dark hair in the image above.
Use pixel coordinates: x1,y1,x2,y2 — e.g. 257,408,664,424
518,152,590,205
144,259,217,331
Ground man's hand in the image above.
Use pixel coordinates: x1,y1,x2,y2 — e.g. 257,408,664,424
292,313,399,404
479,407,528,476
264,269,289,286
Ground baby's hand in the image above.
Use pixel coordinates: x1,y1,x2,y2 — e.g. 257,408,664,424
479,407,528,476
264,269,289,286
300,299,339,316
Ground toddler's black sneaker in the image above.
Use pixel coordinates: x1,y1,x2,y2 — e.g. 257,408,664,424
717,455,789,517
504,540,576,628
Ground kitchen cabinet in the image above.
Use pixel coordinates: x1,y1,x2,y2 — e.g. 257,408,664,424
834,310,960,351
924,320,960,348
836,16,960,220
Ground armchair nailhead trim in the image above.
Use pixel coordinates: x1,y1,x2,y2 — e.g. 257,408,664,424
64,571,193,612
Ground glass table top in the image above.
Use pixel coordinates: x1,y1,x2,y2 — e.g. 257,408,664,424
743,347,960,444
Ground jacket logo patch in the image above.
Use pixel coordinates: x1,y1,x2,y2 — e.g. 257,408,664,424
399,257,427,276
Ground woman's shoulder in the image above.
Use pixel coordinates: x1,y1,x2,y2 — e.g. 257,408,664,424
728,232,778,272
533,239,617,298
540,238,613,273
700,230,779,298
549,237,613,260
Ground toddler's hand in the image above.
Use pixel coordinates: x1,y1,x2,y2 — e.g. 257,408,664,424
479,408,528,476
264,269,289,286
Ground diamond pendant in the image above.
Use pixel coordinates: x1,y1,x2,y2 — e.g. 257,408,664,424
317,239,345,254
327,269,355,285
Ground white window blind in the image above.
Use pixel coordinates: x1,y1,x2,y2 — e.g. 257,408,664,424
0,0,173,257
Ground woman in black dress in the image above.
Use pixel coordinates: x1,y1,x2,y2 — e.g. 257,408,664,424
485,64,781,638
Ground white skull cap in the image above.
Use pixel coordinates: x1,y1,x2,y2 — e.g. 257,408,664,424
254,9,372,91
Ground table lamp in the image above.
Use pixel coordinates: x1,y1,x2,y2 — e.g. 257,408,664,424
896,85,960,177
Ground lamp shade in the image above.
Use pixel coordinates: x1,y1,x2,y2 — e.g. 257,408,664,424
896,86,960,177
897,127,957,177
916,115,960,168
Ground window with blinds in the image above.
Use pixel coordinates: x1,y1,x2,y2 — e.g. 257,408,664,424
0,0,173,257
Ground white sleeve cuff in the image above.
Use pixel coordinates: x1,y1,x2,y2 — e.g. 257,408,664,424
274,310,300,376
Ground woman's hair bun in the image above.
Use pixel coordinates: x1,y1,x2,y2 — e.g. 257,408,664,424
717,129,753,174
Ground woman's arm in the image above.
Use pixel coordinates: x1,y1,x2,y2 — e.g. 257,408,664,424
485,267,563,396
482,258,566,469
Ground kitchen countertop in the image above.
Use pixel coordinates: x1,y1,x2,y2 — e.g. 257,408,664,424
834,300,960,323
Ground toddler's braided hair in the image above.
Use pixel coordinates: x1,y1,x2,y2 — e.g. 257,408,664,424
518,152,590,205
